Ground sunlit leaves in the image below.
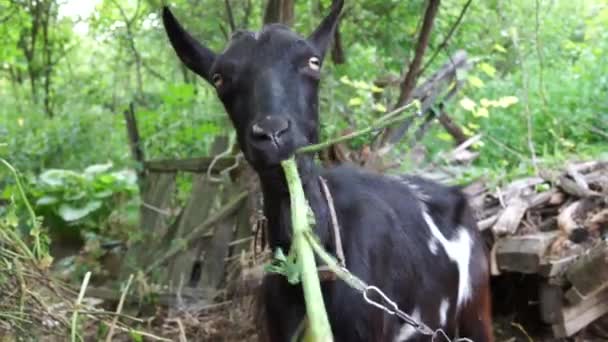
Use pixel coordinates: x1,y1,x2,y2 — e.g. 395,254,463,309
478,63,497,78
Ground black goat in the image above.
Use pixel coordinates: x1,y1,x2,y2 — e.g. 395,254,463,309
162,2,493,341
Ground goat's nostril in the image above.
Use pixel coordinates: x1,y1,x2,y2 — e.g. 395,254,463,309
251,117,290,142
252,123,266,137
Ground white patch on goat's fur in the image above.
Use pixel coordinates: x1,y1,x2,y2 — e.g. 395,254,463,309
428,238,438,255
393,307,421,342
439,298,449,326
423,212,473,308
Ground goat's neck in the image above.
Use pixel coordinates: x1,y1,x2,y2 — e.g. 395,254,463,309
258,159,331,253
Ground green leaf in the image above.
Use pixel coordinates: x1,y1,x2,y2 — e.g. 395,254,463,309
373,103,387,112
459,97,477,111
84,162,113,175
57,201,102,222
468,75,484,88
473,107,489,118
479,63,496,78
36,196,59,206
496,96,519,108
348,97,363,107
93,190,113,199
493,43,507,53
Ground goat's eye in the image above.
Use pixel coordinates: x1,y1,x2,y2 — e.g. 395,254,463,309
212,73,223,88
308,57,321,71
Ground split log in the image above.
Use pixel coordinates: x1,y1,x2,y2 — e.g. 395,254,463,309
492,196,530,236
564,241,608,305
494,231,559,273
552,287,608,338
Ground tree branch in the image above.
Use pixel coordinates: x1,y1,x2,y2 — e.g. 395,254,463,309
224,0,236,32
374,0,441,149
419,0,472,77
395,0,441,109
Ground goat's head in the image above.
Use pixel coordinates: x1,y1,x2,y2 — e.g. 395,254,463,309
162,1,343,172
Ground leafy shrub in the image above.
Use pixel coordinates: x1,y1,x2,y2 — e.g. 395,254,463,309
26,162,139,241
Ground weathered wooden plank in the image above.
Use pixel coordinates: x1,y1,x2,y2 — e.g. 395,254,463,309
141,172,176,234
538,254,578,278
540,283,563,324
199,212,236,293
553,287,608,338
565,241,608,305
494,231,559,273
492,196,530,236
144,156,236,174
121,172,177,276
168,173,221,287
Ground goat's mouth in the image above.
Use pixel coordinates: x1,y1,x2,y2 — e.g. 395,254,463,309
246,138,300,168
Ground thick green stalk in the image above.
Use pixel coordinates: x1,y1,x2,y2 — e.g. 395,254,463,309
281,158,333,342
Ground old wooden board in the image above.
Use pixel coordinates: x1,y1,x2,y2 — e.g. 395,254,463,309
121,172,176,276
538,254,579,279
199,207,237,294
494,231,559,273
167,173,221,288
540,283,563,324
492,196,530,236
565,240,608,305
553,287,608,338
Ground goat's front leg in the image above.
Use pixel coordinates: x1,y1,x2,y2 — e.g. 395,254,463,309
261,275,307,342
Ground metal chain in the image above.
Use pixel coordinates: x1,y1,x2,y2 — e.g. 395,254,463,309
362,285,474,341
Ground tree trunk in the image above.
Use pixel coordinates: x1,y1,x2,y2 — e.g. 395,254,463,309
263,0,294,26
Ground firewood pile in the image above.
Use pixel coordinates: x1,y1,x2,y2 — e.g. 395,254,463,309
464,160,608,338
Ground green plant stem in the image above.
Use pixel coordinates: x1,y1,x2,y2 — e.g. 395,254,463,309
304,231,367,292
0,158,43,260
281,158,333,342
296,101,420,154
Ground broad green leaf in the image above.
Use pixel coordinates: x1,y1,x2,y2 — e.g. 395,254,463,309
93,190,113,198
36,196,59,206
57,201,102,222
84,162,113,175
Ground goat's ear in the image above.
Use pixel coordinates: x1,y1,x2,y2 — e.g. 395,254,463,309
162,6,216,83
307,0,344,62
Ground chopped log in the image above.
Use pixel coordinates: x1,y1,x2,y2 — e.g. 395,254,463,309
564,241,608,305
558,201,582,235
553,287,608,338
494,231,559,273
478,214,498,231
492,196,530,236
